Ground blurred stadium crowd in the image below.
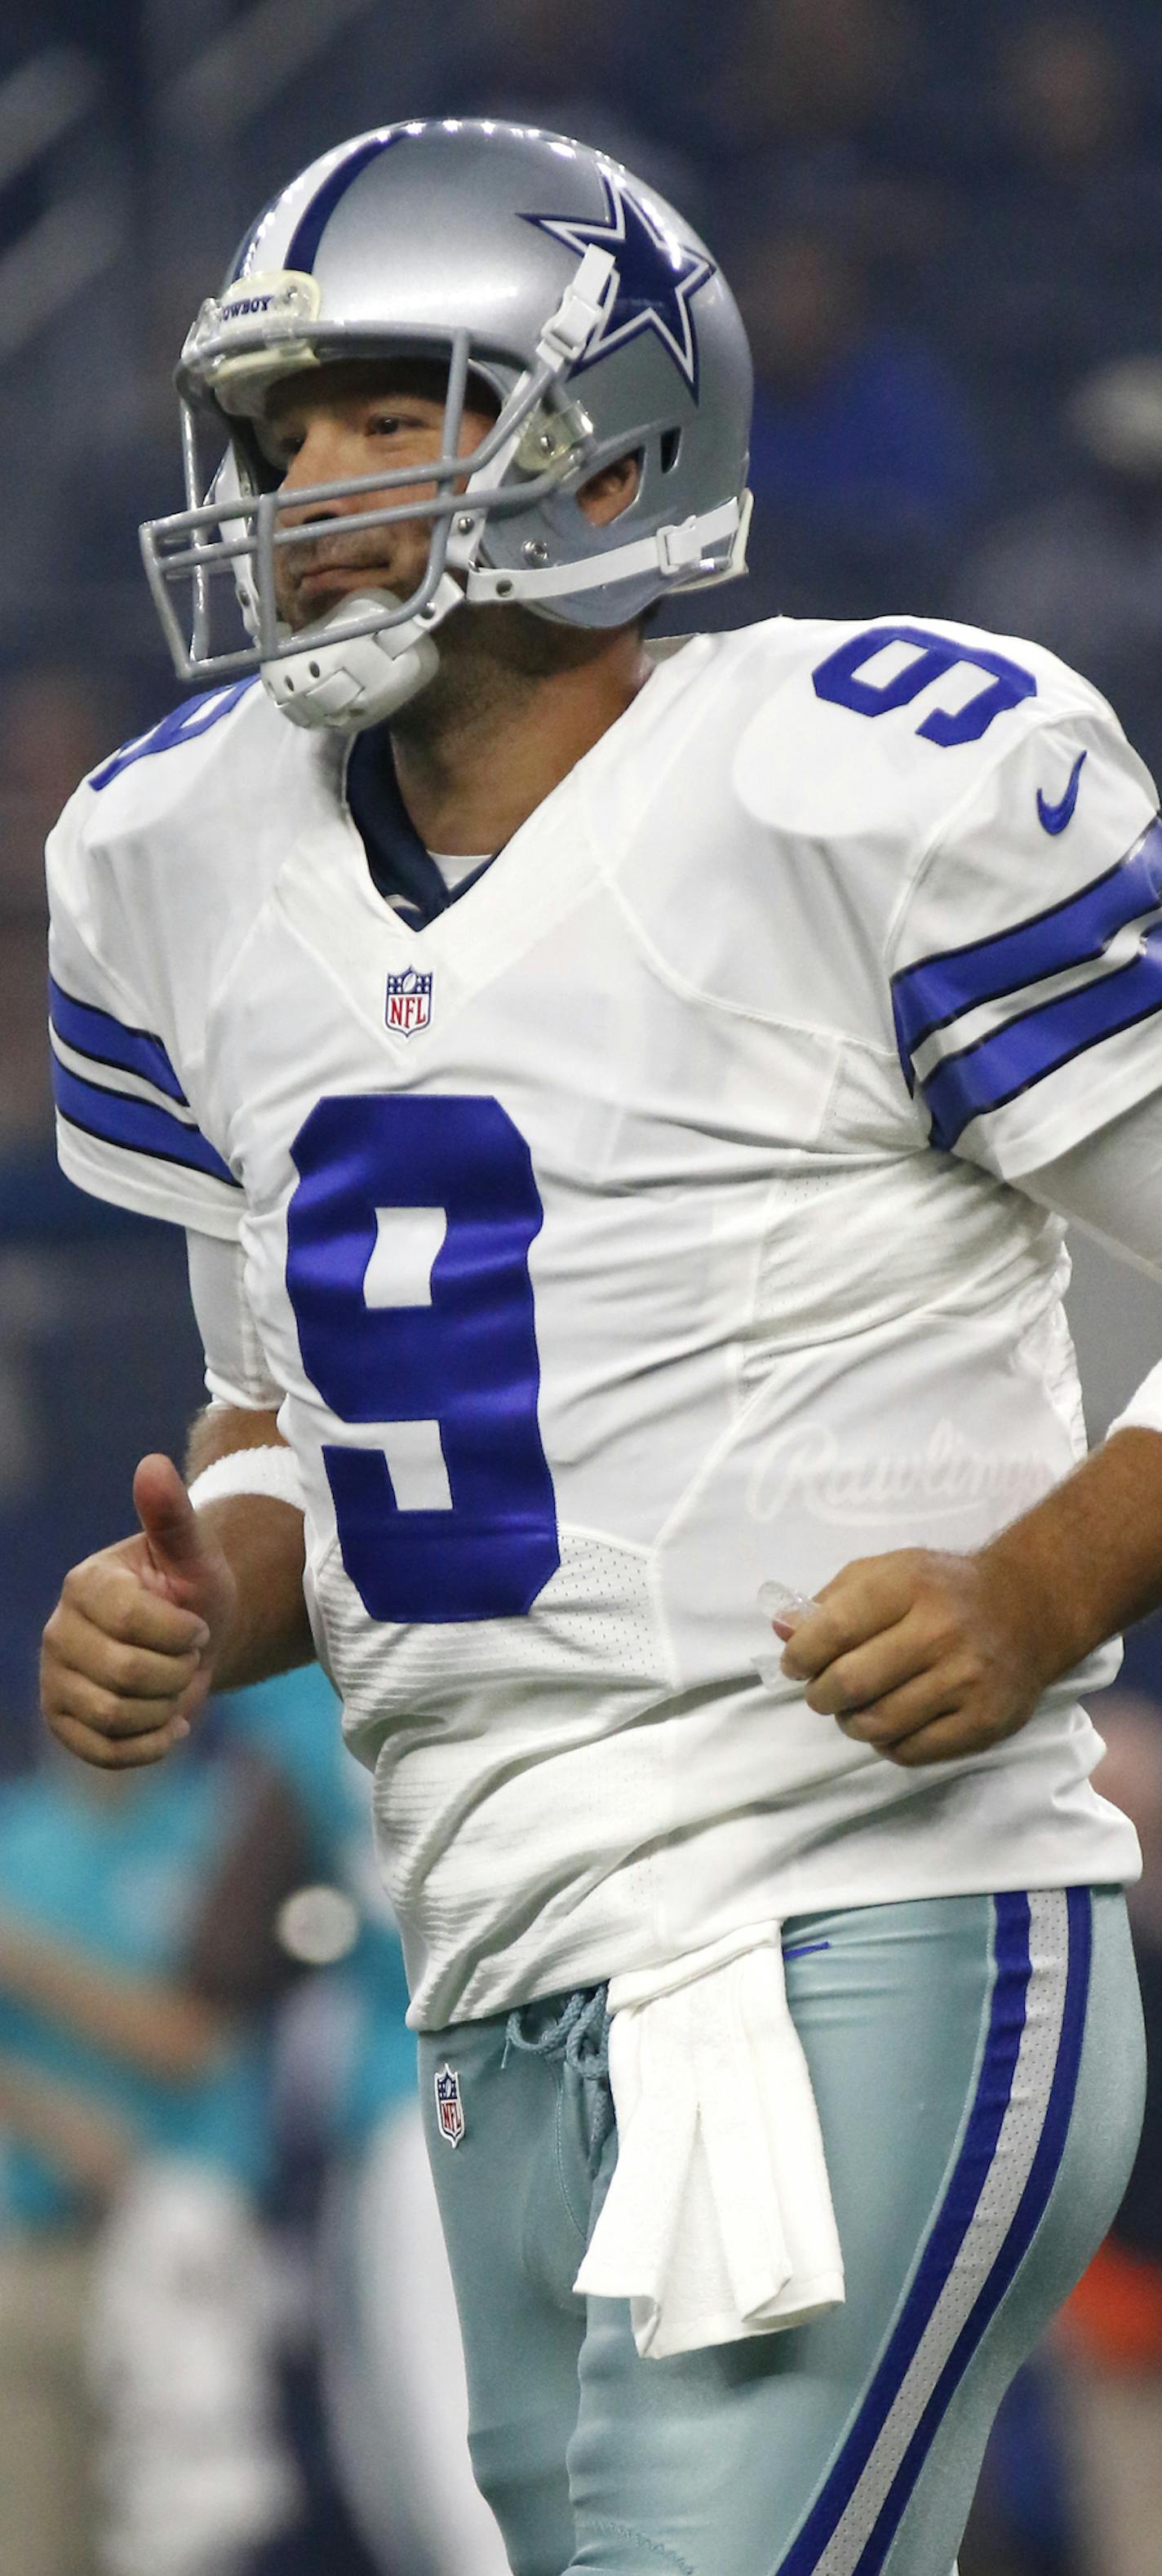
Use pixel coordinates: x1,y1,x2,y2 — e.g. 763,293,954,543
2,2,1162,2571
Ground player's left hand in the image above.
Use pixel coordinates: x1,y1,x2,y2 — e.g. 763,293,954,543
774,1547,1055,1767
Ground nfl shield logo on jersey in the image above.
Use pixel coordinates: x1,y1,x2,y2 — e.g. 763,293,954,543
435,2063,465,2147
385,965,433,1037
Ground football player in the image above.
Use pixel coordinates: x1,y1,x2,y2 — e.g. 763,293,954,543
39,122,1162,2576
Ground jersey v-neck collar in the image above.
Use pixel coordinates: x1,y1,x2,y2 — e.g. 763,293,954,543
268,632,712,1057
340,636,705,936
344,725,498,933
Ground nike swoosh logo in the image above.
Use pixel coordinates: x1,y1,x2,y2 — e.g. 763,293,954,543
1036,749,1087,835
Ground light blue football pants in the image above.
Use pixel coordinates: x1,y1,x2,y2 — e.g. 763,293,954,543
418,1889,1145,2576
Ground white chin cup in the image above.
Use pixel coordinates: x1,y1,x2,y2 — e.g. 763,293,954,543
259,585,458,731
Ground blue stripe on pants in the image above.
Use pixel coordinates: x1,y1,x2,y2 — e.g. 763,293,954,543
778,1893,1037,2573
858,1891,1091,2574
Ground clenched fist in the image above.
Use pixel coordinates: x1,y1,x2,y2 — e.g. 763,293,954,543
41,1454,236,1768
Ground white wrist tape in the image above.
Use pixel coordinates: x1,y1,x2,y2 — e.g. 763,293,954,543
187,1445,305,1514
1107,1360,1162,1443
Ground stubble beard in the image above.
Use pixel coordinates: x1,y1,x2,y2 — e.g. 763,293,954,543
275,534,629,760
389,598,619,752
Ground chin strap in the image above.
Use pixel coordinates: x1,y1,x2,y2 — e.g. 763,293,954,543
259,574,463,729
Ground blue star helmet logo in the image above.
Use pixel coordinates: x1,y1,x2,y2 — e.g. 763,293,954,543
521,170,715,398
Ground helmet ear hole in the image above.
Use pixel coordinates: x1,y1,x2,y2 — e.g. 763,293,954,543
659,428,682,474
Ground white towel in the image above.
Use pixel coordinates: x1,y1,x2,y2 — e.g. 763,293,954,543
574,1923,845,2360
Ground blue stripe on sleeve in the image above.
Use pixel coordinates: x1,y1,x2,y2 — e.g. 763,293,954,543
49,976,188,1103
52,1060,239,1187
893,818,1162,1064
921,916,1162,1150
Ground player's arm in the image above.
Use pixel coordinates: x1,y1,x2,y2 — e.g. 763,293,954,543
778,1424,1162,1769
42,778,317,1765
179,1229,317,1689
184,1399,315,1690
781,1094,1162,1769
41,1235,313,1771
780,696,1162,1761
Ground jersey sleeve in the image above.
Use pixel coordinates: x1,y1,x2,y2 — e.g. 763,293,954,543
888,702,1162,1177
46,788,244,1240
185,1231,286,1409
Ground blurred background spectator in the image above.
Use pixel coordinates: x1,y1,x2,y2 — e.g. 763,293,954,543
0,1661,507,2575
4,4,1162,2570
953,355,1162,783
942,15,1162,487
224,1665,508,2576
0,1734,299,2576
733,218,981,616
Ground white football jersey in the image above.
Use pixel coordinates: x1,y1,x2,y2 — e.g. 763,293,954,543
47,615,1159,2028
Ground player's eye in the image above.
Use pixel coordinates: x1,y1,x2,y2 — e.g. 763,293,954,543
261,425,304,468
364,410,436,440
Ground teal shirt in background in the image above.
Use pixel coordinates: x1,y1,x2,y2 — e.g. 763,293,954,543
220,1666,418,2144
0,1757,272,2233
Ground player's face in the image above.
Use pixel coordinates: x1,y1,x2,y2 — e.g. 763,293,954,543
261,361,497,630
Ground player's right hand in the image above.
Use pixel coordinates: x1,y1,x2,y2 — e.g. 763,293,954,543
40,1454,237,1769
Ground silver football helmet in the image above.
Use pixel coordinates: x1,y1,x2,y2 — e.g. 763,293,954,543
140,119,753,730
